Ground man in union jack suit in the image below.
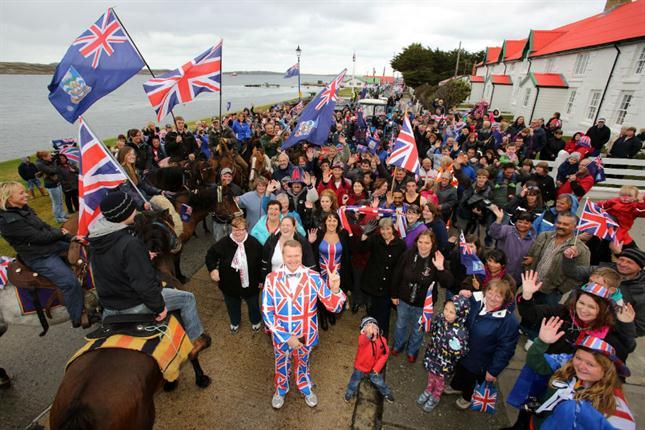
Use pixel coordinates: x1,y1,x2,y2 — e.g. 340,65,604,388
262,239,346,409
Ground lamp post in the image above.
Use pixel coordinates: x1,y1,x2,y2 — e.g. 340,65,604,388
296,45,302,101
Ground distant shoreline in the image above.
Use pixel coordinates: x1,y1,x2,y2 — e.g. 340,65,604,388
0,62,296,76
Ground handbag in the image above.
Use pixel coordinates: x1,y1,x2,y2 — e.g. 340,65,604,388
470,380,497,414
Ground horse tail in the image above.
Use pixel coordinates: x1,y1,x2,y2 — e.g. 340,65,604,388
55,397,96,430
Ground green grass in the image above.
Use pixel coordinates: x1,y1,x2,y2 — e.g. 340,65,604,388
0,95,307,256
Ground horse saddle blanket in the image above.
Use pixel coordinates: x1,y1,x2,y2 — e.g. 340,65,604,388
67,315,193,382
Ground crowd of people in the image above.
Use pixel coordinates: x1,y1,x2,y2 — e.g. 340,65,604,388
1,87,644,428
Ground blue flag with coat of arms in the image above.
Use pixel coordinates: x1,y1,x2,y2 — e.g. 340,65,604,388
48,9,145,123
282,69,347,149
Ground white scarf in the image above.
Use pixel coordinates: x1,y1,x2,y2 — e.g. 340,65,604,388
230,233,249,288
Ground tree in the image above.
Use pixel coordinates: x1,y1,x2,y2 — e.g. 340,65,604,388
391,43,484,88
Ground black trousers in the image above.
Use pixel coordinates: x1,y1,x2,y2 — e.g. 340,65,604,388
63,189,79,213
365,293,392,338
450,361,485,401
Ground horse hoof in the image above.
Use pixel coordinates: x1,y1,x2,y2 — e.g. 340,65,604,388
163,380,179,392
196,375,211,388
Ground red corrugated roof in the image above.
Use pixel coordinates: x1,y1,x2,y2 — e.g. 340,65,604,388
485,47,502,64
503,39,527,61
530,0,645,57
530,72,568,88
490,74,512,85
470,75,485,83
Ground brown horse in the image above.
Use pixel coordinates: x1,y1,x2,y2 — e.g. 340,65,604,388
50,346,210,430
248,146,272,183
212,138,249,189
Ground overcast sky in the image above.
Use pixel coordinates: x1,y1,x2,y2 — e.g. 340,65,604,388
0,0,607,75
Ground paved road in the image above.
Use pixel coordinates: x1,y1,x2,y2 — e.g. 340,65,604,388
0,224,214,430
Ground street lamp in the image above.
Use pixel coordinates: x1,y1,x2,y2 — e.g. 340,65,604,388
296,45,302,101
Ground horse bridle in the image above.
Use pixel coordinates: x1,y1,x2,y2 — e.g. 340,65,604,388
151,219,182,254
212,185,244,220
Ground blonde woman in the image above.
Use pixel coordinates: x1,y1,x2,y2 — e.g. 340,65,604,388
116,146,159,210
0,181,85,327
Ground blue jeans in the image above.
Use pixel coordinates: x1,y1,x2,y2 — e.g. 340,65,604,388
46,185,67,222
393,301,424,357
345,369,391,397
26,178,42,191
22,241,83,323
222,292,261,326
102,288,204,340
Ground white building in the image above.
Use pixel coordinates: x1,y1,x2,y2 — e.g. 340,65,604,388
467,0,645,138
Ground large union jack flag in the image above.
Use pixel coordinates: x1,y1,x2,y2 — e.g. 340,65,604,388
315,70,346,110
77,118,128,236
386,114,420,175
577,199,619,241
72,9,129,69
418,282,435,332
143,42,222,122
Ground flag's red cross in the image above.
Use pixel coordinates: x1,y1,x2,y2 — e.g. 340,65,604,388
315,72,345,110
73,11,128,69
472,387,496,412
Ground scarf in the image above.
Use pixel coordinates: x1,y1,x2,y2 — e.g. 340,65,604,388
230,233,249,288
482,267,507,288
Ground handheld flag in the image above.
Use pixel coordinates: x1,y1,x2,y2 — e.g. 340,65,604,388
337,207,353,236
284,63,299,79
418,282,435,332
52,138,78,151
395,209,407,238
77,118,128,236
48,9,145,123
459,231,486,276
59,146,81,164
589,156,606,183
386,114,420,175
577,200,619,241
143,41,222,122
180,204,193,222
282,69,347,149
0,256,14,287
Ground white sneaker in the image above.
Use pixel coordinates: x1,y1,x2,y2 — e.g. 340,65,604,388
230,325,239,334
455,397,471,410
304,392,318,407
251,323,262,332
524,339,534,352
272,393,285,409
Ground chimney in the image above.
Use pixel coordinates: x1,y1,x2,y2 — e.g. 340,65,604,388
604,0,631,11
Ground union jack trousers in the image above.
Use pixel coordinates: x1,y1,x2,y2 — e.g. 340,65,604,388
262,265,346,395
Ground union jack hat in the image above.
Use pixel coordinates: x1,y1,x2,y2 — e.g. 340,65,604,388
575,334,630,377
288,167,306,184
580,282,612,300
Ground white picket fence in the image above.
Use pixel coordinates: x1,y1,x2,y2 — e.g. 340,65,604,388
537,156,645,200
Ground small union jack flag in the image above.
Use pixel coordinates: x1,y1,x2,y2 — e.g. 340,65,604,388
386,114,420,175
418,282,435,332
577,200,619,241
459,231,486,276
72,9,129,69
77,118,128,236
143,42,222,122
0,256,15,287
60,146,81,164
470,381,497,414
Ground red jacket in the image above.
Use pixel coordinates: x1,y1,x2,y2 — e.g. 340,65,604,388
317,177,352,202
598,198,645,245
556,174,594,200
354,333,390,373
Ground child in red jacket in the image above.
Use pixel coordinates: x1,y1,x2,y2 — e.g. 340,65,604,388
598,185,645,246
344,316,394,402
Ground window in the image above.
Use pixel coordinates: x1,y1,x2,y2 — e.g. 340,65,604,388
615,92,634,125
573,53,590,76
566,89,577,114
546,58,555,73
523,88,532,107
636,47,645,74
586,90,602,120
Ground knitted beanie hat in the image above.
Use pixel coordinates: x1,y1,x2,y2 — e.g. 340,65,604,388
100,191,136,223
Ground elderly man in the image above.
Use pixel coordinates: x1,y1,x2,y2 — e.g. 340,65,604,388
585,117,611,156
556,157,594,200
610,126,643,159
262,240,346,409
272,152,293,182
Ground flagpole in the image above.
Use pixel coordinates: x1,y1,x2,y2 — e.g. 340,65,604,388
111,7,177,127
81,117,149,204
219,40,223,125
573,197,588,246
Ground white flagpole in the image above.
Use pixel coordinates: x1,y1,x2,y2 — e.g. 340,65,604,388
573,197,588,246
80,117,149,204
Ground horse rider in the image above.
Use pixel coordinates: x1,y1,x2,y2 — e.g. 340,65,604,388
87,190,211,358
165,116,198,165
0,181,88,327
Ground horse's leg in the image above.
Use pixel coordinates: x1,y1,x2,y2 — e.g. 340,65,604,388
190,357,211,388
201,217,210,234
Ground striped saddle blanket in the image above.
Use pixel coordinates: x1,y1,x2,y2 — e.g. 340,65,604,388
67,315,193,382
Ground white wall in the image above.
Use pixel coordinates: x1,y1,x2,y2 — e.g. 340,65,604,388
534,87,569,121
490,84,513,112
